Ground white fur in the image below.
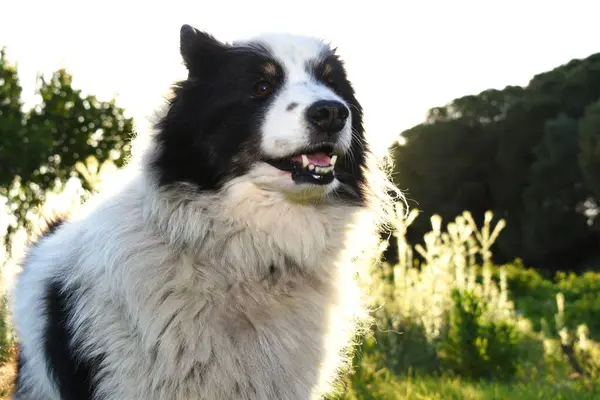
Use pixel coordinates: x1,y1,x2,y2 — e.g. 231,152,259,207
246,34,353,160
13,166,374,399
11,33,383,400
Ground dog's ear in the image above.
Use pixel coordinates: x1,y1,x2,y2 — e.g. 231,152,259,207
180,24,225,76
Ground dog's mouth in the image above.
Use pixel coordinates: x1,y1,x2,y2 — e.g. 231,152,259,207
262,144,339,185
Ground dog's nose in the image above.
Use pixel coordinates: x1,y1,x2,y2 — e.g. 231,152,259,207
306,100,349,135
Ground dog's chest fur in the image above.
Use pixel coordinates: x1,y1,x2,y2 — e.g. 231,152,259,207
56,175,364,399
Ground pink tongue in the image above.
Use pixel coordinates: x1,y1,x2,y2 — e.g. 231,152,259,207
292,152,331,166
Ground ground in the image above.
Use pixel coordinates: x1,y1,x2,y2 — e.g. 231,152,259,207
0,346,16,399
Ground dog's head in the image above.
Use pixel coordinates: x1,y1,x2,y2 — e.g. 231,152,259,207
150,25,369,204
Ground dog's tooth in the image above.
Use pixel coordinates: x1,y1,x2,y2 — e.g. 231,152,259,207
301,155,309,168
308,164,315,171
314,166,322,174
330,155,338,166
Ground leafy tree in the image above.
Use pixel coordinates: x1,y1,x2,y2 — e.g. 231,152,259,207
0,49,24,179
521,114,596,267
579,99,600,201
439,290,520,381
390,52,600,271
426,86,525,125
0,49,134,232
390,119,494,249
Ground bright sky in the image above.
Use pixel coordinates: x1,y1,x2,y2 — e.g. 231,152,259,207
1,0,599,155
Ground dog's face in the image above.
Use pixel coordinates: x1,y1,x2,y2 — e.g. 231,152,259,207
152,25,368,204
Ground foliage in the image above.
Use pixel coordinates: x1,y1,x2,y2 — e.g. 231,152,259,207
555,272,600,339
339,372,600,400
390,52,600,272
439,289,520,380
339,207,600,398
350,209,522,379
0,49,134,237
0,296,9,365
521,114,594,266
494,264,600,339
579,99,600,202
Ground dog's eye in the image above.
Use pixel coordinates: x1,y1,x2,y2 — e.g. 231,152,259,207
325,78,338,91
254,81,274,97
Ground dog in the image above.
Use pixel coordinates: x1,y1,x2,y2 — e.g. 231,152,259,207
11,24,396,399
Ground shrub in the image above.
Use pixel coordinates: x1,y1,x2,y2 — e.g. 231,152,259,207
500,262,556,333
497,263,600,340
439,289,521,380
556,271,600,338
350,209,522,380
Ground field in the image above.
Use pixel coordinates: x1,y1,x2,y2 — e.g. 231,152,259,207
342,374,600,400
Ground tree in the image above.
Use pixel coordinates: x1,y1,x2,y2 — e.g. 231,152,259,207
390,118,494,250
0,49,134,232
0,49,24,180
389,52,600,271
579,99,600,201
521,114,596,268
426,86,525,125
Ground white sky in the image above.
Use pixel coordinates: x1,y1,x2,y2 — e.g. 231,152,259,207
1,0,599,154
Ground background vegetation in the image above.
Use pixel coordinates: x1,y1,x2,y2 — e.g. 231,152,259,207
387,53,600,273
1,48,599,399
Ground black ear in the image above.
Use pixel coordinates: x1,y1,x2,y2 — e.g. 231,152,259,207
180,24,225,75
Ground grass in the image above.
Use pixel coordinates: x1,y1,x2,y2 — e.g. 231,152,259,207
341,373,600,400
0,349,597,400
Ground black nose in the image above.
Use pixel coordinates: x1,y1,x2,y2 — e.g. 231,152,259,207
306,100,349,134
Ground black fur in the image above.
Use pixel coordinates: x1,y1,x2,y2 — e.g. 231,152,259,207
43,281,101,400
13,344,25,396
152,34,284,190
152,28,368,205
38,217,66,243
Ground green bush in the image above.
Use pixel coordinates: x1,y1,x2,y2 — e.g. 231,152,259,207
556,271,600,338
346,210,523,381
343,208,600,394
439,289,521,380
500,262,556,333
495,263,600,340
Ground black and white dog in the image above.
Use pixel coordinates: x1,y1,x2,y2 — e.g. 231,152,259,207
11,25,395,399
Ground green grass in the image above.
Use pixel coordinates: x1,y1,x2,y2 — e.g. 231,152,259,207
340,373,600,400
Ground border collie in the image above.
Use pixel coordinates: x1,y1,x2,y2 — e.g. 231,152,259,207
11,24,396,400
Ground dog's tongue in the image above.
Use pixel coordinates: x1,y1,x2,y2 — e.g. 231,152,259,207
292,153,331,166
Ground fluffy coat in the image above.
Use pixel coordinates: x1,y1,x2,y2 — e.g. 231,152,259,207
11,25,393,400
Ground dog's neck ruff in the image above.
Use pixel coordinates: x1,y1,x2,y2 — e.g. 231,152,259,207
139,168,366,278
